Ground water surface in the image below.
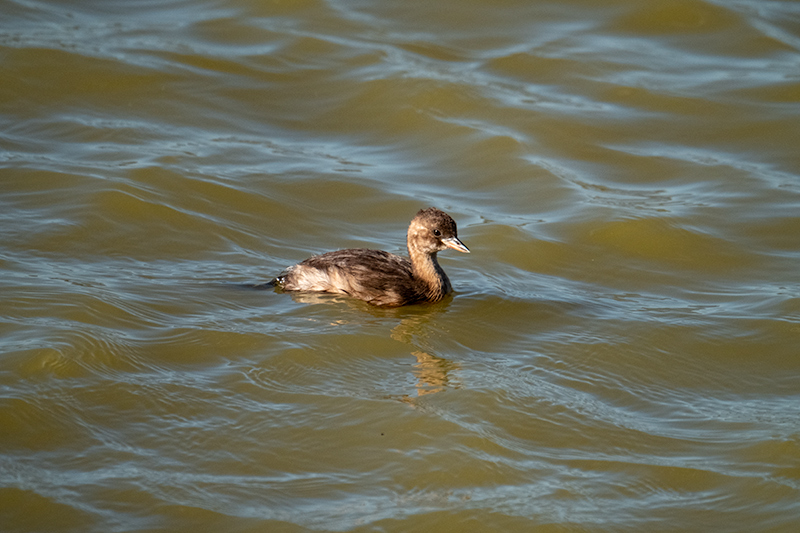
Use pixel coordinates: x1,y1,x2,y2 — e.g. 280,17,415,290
1,0,799,531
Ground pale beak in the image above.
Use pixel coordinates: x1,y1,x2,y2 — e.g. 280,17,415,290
442,236,470,253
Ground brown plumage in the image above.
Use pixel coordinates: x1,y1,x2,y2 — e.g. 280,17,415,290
273,208,470,307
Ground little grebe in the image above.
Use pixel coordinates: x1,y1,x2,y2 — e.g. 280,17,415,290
273,208,469,307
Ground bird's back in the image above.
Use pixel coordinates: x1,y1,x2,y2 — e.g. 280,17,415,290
279,249,425,306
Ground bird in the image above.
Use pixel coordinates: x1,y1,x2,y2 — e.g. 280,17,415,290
271,208,469,307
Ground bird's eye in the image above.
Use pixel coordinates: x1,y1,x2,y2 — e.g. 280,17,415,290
433,229,441,237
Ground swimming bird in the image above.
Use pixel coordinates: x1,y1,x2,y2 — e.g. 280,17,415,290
272,208,469,307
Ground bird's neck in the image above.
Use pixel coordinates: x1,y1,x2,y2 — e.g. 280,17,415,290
408,248,452,302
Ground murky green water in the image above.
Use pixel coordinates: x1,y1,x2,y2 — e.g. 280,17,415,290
2,0,799,531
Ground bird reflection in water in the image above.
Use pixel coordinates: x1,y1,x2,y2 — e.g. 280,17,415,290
407,350,460,398
276,280,463,402
389,304,461,402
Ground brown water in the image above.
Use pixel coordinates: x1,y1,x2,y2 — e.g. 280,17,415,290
2,0,799,531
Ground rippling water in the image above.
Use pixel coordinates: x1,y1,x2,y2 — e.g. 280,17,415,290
2,0,799,531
